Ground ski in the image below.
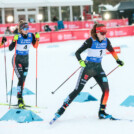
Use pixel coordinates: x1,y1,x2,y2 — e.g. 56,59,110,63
9,105,40,113
49,114,134,125
114,118,134,122
99,116,134,122
0,103,47,109
49,113,61,125
49,116,59,125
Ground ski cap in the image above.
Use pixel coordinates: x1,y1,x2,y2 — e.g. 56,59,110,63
20,22,29,31
96,26,107,35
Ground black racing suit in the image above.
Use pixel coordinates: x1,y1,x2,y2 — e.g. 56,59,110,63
59,37,116,113
9,33,37,98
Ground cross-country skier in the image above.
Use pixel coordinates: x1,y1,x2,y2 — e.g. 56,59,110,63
52,23,124,122
8,20,40,109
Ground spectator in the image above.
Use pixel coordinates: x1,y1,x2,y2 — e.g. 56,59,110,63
78,16,82,21
44,25,52,32
73,16,78,21
4,26,12,35
54,25,59,31
13,26,19,34
52,16,58,22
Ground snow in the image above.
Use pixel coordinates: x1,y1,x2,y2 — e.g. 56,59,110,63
0,36,134,134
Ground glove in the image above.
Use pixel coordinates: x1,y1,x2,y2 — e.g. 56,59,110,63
13,34,19,42
35,32,40,40
116,59,124,66
79,60,86,67
2,37,7,44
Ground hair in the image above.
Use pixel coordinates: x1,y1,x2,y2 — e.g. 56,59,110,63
91,23,105,40
18,20,26,33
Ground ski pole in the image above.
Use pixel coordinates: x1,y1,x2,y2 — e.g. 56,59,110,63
35,47,38,107
9,43,17,109
3,42,8,102
51,66,81,94
90,65,120,89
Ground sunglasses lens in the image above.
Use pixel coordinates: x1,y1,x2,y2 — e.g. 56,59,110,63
20,23,29,31
100,32,106,35
23,27,29,31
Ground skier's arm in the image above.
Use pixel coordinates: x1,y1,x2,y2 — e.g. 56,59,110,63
32,33,40,48
75,38,92,61
106,39,119,60
9,35,18,51
107,39,124,66
9,41,16,51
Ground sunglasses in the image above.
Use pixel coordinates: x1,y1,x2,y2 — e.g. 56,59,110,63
20,23,29,31
23,27,29,31
100,32,107,35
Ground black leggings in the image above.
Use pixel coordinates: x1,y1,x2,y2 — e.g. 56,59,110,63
65,61,109,109
12,55,29,96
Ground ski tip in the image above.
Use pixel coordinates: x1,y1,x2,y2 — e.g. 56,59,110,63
49,116,58,125
49,120,55,125
49,121,53,125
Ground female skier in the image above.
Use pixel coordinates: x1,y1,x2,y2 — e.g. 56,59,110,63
52,23,124,122
8,20,40,109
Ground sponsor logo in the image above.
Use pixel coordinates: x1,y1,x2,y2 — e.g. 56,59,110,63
84,74,89,80
28,34,31,37
102,77,108,82
109,31,114,36
58,34,63,40
85,23,89,28
23,72,27,76
100,72,105,74
18,64,22,68
81,79,87,83
96,42,106,49
84,33,89,38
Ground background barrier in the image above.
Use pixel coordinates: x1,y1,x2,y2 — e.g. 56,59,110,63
0,25,134,49
0,19,128,34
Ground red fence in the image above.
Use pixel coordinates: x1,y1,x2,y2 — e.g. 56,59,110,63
0,19,128,34
0,25,134,49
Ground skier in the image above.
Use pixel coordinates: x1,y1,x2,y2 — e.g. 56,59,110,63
52,23,124,122
8,20,40,109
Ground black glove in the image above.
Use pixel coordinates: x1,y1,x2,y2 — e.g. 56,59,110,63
116,59,124,66
2,37,7,44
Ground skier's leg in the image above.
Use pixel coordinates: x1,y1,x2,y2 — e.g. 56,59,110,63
94,72,111,119
55,67,91,117
12,56,26,108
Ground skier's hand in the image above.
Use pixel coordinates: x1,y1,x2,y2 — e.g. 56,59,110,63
116,59,124,66
13,34,19,42
2,37,7,44
35,32,40,40
79,60,86,67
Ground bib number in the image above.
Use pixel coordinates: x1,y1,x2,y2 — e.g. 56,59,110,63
100,50,103,56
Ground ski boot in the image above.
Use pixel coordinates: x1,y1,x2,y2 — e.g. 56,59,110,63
98,110,112,119
50,102,69,125
17,94,25,109
55,102,69,117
